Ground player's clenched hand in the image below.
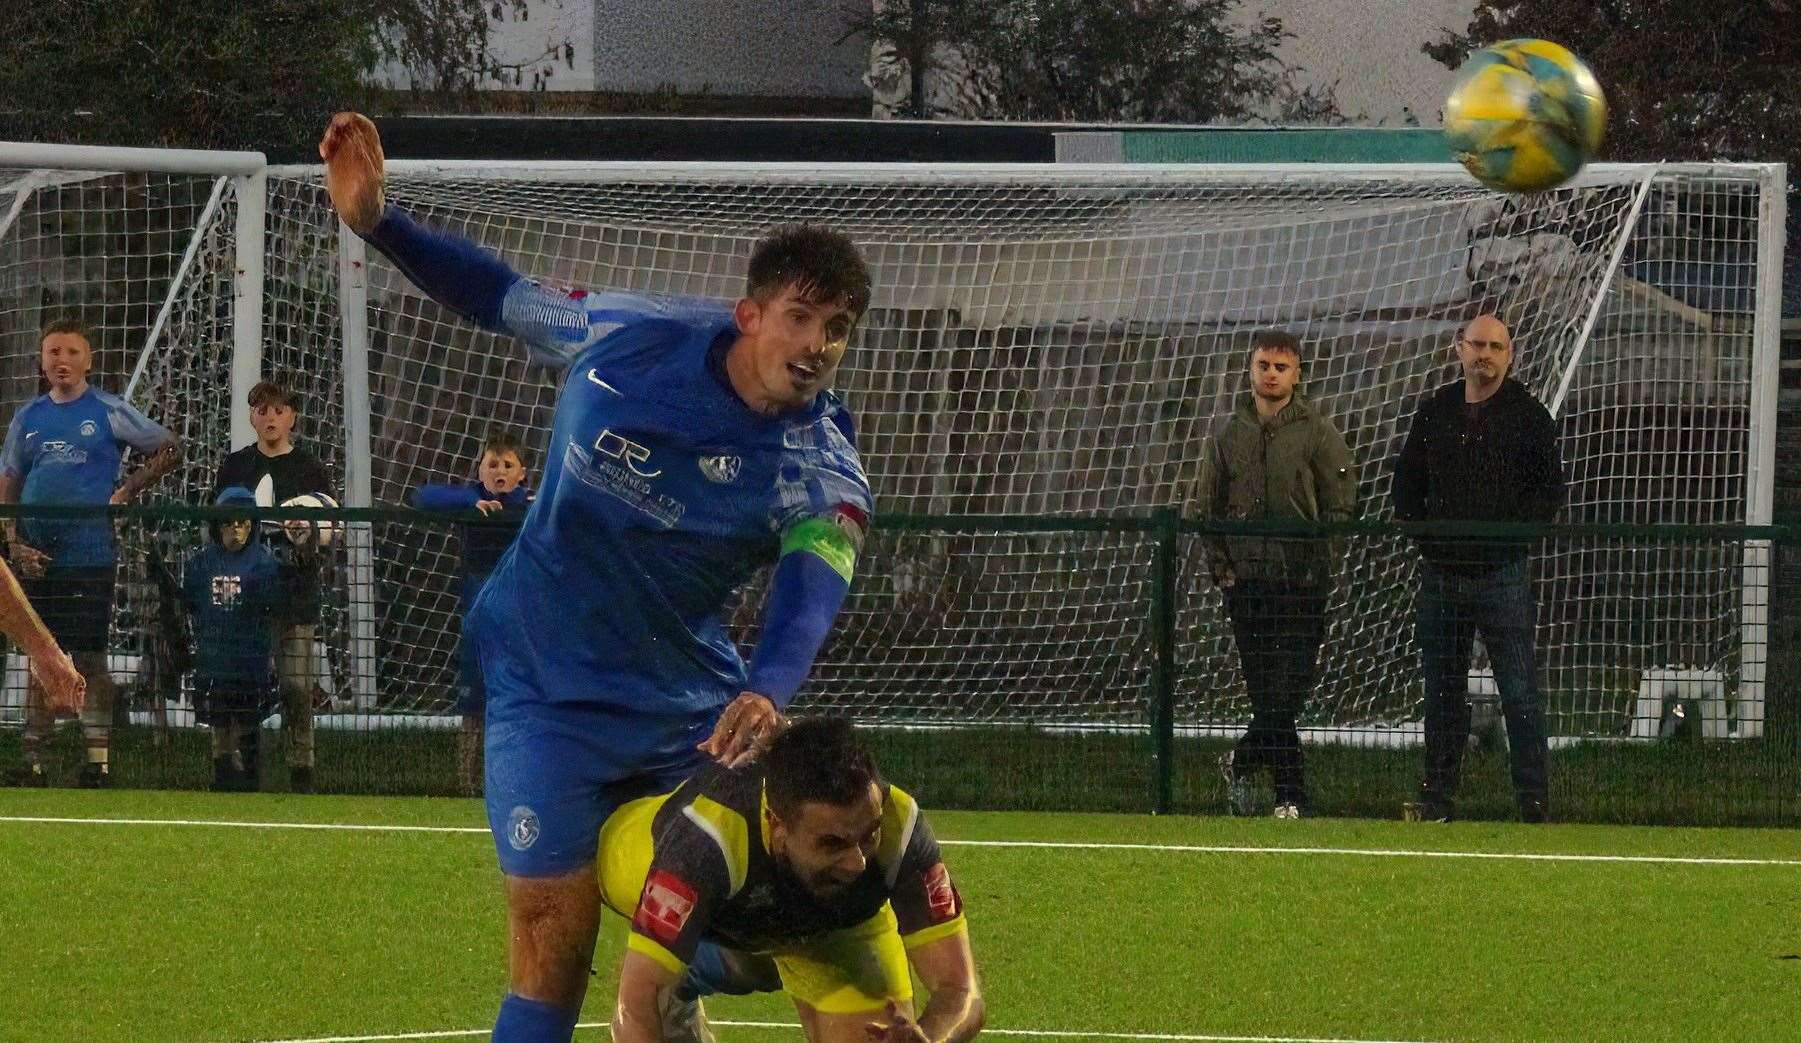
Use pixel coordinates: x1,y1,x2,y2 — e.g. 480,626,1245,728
863,1000,930,1043
698,692,785,768
319,112,386,236
475,499,503,516
31,648,85,716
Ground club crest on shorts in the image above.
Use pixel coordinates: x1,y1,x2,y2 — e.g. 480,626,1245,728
698,453,742,484
506,805,541,851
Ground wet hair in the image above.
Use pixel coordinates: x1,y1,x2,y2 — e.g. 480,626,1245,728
747,226,872,320
764,716,882,820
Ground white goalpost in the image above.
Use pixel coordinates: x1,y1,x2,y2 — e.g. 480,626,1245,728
0,142,1784,748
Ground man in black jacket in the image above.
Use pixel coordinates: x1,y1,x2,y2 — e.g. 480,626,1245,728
1392,314,1564,823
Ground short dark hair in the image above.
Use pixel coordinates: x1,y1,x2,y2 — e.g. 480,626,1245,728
764,716,882,820
248,379,302,413
747,226,872,320
39,317,92,345
481,430,530,469
1248,329,1303,364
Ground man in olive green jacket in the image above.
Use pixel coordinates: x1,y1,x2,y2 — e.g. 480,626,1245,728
1194,330,1357,816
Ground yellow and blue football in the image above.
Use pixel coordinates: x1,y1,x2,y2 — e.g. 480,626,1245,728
1444,38,1607,193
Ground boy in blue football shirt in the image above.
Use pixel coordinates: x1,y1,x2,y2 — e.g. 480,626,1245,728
0,318,181,787
411,431,531,794
183,487,296,792
323,112,875,1043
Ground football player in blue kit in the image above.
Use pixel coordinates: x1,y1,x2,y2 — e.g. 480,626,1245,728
320,112,875,1043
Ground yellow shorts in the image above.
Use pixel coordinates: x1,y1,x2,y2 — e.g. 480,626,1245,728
771,903,913,1015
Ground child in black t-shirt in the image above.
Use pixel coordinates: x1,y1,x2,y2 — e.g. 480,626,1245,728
210,379,335,793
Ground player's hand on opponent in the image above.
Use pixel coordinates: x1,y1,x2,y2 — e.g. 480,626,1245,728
319,112,386,236
30,648,85,716
9,540,50,580
864,1000,931,1043
699,691,786,768
475,499,503,516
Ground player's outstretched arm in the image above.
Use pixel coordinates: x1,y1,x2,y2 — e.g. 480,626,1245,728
0,555,84,714
321,113,729,371
320,112,566,358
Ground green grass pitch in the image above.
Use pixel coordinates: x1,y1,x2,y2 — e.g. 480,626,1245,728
3,788,1799,1042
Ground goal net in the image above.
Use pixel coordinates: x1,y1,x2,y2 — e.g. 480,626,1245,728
0,154,262,723
0,148,1782,757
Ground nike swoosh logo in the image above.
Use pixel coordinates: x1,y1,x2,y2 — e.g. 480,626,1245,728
586,369,622,395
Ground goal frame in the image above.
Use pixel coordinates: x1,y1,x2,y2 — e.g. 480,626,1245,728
0,143,1785,740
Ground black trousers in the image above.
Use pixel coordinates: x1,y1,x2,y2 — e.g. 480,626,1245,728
1224,579,1327,805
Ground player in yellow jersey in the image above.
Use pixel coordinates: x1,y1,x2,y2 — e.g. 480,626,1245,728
601,716,984,1043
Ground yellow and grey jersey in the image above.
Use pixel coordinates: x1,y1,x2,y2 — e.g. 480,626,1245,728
599,761,966,975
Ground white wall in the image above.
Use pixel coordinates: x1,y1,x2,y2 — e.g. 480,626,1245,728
372,0,596,91
377,0,1473,113
588,0,867,96
883,0,1481,124
498,0,597,91
1243,0,1479,124
377,0,868,98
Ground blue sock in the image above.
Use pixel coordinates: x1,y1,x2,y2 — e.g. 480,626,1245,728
492,993,579,1043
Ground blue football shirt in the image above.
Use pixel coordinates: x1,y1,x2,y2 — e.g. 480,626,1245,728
465,286,873,716
1,387,174,566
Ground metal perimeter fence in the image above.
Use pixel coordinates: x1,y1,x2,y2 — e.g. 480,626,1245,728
0,504,1795,826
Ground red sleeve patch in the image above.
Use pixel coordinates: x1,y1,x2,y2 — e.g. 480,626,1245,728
829,503,869,549
634,869,698,945
922,861,961,922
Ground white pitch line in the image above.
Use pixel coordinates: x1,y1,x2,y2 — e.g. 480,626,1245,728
710,1021,1439,1043
260,1018,1440,1043
3,814,1800,868
942,838,1801,868
0,814,484,834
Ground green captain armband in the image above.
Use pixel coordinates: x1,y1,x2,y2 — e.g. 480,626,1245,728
780,507,867,584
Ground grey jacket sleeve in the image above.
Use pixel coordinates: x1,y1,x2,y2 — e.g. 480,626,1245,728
1313,416,1358,524
1193,431,1233,573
